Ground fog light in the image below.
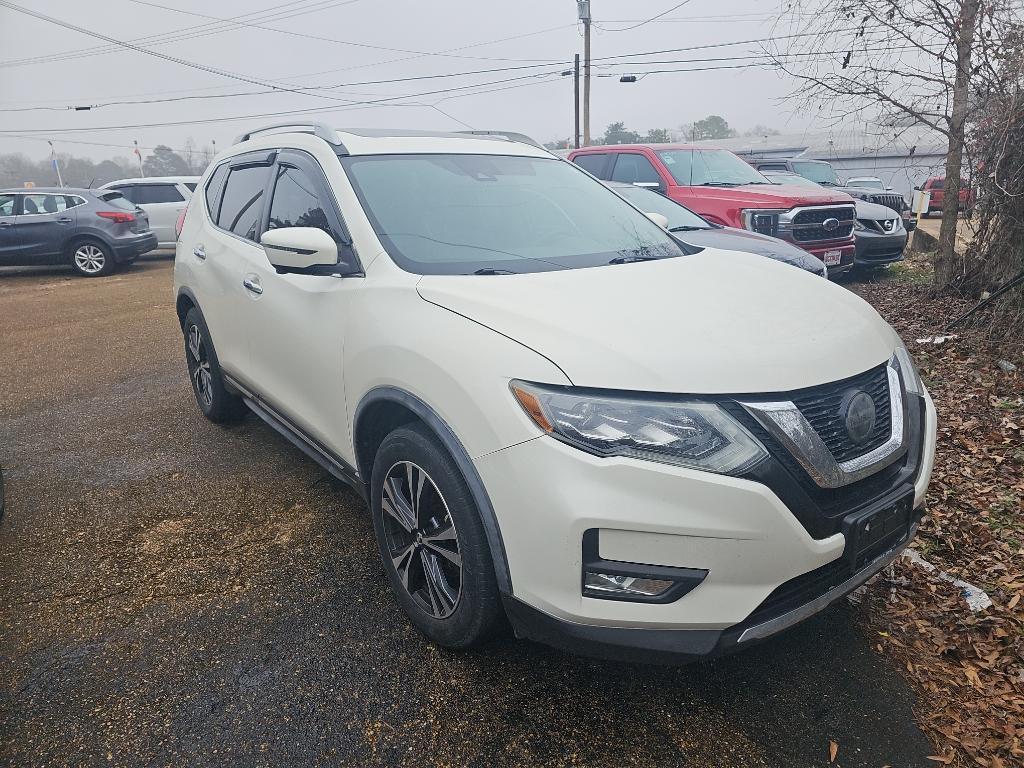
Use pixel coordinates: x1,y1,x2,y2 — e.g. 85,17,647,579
584,572,674,597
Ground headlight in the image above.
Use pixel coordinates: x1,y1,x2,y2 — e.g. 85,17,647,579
893,340,924,395
741,208,786,237
510,381,768,475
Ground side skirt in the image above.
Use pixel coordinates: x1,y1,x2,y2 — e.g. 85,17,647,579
224,373,367,502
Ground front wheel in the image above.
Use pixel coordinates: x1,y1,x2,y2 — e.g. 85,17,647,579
370,425,503,649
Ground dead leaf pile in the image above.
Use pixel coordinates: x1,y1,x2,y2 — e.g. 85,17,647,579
847,272,1024,768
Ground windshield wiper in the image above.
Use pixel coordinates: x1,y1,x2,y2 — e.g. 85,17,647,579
696,182,740,187
668,225,709,232
608,255,656,265
472,267,517,275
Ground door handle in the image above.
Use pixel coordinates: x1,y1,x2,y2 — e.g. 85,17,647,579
193,244,206,260
242,276,263,295
0,222,10,227
58,217,73,223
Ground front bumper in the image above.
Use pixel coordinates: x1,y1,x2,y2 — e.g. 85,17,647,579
477,387,936,663
112,231,158,261
781,240,856,274
855,230,908,266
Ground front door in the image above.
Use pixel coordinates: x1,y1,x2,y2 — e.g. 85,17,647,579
240,150,358,456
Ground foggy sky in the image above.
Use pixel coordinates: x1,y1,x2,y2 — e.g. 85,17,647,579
0,0,812,162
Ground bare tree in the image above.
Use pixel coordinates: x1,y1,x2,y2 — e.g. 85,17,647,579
768,0,1015,292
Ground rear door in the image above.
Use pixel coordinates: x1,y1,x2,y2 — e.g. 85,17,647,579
134,183,187,247
16,193,75,263
0,193,21,264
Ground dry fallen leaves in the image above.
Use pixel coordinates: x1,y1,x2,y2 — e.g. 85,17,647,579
829,739,839,763
848,269,1024,768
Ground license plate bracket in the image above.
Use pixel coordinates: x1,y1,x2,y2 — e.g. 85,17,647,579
842,493,914,570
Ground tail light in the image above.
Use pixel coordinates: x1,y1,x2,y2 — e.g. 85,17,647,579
175,202,189,240
96,210,135,224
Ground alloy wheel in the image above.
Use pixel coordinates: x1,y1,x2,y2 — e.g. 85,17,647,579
380,461,462,619
73,244,106,274
187,323,214,410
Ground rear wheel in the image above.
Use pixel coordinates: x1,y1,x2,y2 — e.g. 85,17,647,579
371,425,503,649
183,307,246,424
69,240,116,277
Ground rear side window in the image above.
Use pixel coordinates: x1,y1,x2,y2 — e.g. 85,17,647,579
205,164,229,219
135,184,185,204
0,194,16,216
610,154,662,185
110,185,138,203
571,153,612,179
930,178,945,189
757,162,788,171
22,194,68,214
218,164,271,241
98,191,136,211
63,195,86,209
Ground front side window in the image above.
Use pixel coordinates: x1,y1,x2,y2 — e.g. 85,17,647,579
790,161,840,185
184,182,197,192
136,184,185,204
342,153,686,275
22,194,68,214
267,165,338,239
218,164,271,241
0,194,14,216
610,154,662,186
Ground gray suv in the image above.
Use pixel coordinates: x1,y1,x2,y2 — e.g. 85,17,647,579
0,187,158,277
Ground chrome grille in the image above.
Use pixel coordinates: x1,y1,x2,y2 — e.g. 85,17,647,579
789,205,856,244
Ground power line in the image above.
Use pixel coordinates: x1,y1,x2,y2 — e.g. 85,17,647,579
0,0,347,69
596,1,695,33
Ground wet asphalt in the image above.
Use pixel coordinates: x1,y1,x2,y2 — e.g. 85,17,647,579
0,258,935,767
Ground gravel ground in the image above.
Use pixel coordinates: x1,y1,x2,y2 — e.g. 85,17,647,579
1,258,936,767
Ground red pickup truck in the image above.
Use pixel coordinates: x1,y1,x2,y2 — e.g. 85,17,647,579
568,144,857,271
920,176,973,215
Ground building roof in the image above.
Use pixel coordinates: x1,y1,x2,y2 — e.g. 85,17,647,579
693,126,948,161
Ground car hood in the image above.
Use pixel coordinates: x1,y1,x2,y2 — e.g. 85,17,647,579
694,183,855,208
855,199,900,219
676,226,825,275
416,249,896,394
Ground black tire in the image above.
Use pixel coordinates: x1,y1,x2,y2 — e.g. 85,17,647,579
370,424,503,649
69,238,117,277
182,307,246,424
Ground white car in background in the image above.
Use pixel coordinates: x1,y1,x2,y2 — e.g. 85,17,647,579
101,176,199,249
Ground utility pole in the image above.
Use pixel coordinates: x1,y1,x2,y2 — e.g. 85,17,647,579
578,0,591,145
573,53,581,148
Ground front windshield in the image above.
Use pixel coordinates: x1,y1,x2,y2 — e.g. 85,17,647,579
658,149,770,187
790,161,840,185
341,154,686,275
613,184,709,230
847,178,885,190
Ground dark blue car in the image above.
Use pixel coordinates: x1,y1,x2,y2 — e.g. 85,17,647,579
0,187,158,277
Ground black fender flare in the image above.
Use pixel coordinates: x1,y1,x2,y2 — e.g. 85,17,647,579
354,386,513,595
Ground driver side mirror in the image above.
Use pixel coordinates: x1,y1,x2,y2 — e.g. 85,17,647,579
261,226,338,270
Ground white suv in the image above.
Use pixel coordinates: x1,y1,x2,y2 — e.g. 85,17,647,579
174,123,937,662
103,176,199,248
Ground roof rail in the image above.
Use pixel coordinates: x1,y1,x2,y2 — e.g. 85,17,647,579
234,122,345,150
456,130,545,150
